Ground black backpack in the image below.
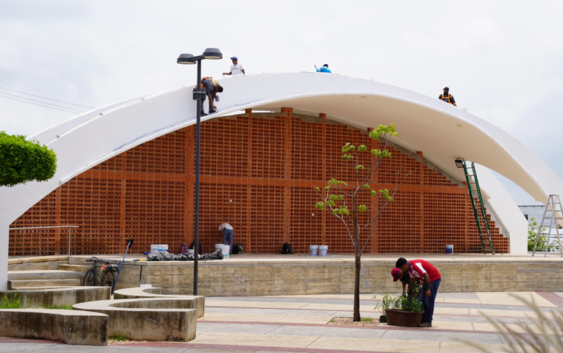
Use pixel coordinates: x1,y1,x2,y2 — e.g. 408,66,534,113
232,243,244,254
282,243,293,254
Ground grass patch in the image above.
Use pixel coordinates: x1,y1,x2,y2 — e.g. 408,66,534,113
0,293,21,309
329,317,337,323
109,334,127,342
360,318,373,322
0,293,72,310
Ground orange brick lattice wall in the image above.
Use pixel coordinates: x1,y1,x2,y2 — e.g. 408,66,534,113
8,109,509,255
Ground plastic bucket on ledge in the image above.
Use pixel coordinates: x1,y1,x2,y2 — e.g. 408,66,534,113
446,245,454,254
216,244,230,257
310,245,319,256
319,245,328,256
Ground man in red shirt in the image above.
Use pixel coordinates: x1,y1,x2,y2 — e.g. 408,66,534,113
394,257,441,327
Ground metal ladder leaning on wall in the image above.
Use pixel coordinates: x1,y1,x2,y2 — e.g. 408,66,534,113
463,161,495,255
532,194,563,257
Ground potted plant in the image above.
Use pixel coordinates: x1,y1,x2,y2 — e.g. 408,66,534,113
374,282,424,327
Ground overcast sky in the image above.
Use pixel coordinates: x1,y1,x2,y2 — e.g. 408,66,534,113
1,0,561,205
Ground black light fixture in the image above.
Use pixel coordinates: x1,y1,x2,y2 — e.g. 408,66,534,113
177,48,222,296
177,54,196,65
202,48,223,60
455,158,465,168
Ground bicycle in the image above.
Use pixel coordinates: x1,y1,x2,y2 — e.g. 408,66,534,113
83,257,118,287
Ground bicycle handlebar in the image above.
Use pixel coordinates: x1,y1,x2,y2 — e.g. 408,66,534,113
85,257,101,262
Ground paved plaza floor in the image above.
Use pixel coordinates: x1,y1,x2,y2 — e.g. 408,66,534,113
2,291,563,352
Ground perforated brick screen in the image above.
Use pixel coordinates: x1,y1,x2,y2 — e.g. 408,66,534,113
8,109,509,255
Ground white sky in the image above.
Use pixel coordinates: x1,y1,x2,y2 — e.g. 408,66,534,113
1,0,562,205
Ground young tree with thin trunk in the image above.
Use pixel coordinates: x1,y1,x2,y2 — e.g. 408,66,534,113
314,124,412,322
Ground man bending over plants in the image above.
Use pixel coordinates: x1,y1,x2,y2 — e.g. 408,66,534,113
394,257,442,327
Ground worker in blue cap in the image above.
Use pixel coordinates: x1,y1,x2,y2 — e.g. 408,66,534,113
223,57,245,76
316,64,331,73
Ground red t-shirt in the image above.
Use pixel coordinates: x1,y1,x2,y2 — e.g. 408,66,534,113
408,259,441,282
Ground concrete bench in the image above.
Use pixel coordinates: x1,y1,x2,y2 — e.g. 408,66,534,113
0,286,110,308
113,286,205,317
0,309,108,346
73,298,197,341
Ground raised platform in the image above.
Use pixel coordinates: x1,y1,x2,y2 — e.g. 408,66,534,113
68,253,563,296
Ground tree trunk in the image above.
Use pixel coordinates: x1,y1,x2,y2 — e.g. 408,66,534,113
353,252,361,321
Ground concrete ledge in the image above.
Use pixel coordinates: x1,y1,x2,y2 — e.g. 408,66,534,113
73,298,197,341
0,309,108,345
113,287,205,317
8,256,69,271
0,286,110,308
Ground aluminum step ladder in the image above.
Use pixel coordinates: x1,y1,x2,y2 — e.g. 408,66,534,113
463,161,495,255
532,194,563,257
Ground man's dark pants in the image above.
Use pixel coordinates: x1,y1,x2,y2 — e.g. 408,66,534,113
222,228,233,253
418,277,441,323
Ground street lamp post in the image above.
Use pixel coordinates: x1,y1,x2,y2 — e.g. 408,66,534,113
177,48,222,295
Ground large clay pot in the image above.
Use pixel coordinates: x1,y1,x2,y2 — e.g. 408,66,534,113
385,310,424,327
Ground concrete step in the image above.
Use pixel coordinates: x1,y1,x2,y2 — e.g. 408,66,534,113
8,270,85,281
59,264,91,272
8,278,82,290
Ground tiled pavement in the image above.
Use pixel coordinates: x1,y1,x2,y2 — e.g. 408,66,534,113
2,291,563,352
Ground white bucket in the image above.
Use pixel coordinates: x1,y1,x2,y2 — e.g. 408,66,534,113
310,245,319,256
157,244,168,252
319,245,328,256
216,244,230,257
446,245,454,254
188,249,195,257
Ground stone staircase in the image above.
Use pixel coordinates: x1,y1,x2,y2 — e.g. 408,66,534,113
7,270,85,290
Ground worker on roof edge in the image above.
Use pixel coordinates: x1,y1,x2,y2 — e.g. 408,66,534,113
393,257,441,328
316,64,331,73
439,87,456,106
223,57,245,76
200,77,223,116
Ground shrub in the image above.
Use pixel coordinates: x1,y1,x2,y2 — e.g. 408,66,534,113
0,131,57,187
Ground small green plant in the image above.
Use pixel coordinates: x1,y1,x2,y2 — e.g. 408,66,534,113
528,217,559,252
374,293,394,315
109,334,127,342
360,318,373,322
0,293,21,309
374,292,424,314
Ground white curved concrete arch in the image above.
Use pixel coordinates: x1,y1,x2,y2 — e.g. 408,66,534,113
1,72,560,289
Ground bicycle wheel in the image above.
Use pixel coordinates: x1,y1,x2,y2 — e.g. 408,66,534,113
83,268,101,286
100,271,115,288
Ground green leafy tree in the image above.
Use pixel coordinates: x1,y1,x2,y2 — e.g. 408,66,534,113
0,131,57,187
314,124,413,322
528,217,559,252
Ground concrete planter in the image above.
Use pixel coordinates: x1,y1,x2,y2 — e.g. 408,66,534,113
385,310,424,327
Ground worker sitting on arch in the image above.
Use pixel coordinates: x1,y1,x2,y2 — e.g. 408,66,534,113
439,87,456,106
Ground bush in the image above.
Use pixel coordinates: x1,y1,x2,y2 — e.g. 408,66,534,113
528,217,558,252
0,131,57,187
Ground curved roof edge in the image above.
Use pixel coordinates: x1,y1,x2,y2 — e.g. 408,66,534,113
1,72,561,226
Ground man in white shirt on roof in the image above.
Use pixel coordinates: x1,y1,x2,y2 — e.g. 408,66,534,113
223,57,245,76
218,223,234,253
